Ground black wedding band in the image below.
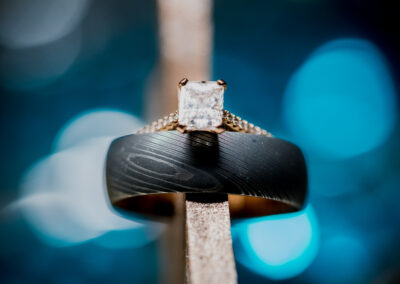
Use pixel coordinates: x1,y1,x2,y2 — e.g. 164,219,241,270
106,131,307,219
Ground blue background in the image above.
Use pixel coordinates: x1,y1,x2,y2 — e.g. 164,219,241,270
1,0,400,283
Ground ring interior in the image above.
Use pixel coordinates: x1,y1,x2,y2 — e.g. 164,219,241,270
112,193,299,221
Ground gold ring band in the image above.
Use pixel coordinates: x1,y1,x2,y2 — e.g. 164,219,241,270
136,109,272,136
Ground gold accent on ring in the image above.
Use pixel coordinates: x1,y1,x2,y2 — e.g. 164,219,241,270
216,79,227,90
136,109,272,137
178,77,189,89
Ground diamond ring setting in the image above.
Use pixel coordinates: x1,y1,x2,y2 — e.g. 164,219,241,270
178,78,225,133
136,78,272,137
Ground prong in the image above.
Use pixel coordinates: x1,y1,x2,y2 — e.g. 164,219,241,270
178,78,189,90
217,79,227,90
177,125,187,134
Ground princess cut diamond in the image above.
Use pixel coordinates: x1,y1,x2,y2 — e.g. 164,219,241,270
178,81,224,130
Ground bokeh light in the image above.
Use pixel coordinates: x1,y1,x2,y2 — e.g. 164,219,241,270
54,109,144,151
18,137,142,246
0,0,90,48
234,206,319,280
0,32,81,90
283,39,397,160
15,109,157,247
1,1,400,282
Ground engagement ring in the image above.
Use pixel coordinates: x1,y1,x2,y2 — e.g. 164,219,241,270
136,78,272,136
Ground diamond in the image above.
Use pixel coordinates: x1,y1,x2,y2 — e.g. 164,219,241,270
178,81,224,130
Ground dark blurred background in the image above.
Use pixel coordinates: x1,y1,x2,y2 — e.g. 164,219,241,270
1,0,400,283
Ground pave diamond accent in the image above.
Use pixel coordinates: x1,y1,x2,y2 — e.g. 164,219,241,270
135,109,272,137
178,81,224,130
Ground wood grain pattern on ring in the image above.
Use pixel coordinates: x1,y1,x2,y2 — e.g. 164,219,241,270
106,131,307,219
